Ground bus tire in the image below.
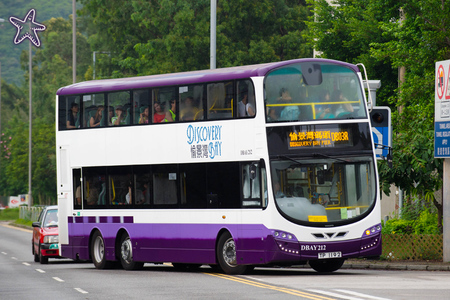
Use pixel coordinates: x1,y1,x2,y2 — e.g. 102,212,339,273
309,258,345,273
91,231,114,269
216,232,248,275
119,233,144,271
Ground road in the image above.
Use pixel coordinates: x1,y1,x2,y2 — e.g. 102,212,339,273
1,222,450,300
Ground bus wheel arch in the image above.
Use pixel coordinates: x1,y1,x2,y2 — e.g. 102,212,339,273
216,230,248,275
117,229,144,271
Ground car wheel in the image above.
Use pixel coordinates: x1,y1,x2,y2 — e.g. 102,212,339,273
309,258,345,273
119,233,144,270
32,243,39,262
91,231,114,269
216,232,248,275
39,244,48,264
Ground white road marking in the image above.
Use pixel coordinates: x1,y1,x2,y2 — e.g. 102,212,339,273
52,277,65,282
36,269,45,273
11,257,17,260
74,288,88,294
334,289,392,300
22,262,30,266
1,252,7,255
306,289,364,300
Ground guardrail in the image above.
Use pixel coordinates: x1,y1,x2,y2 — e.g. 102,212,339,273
19,206,44,222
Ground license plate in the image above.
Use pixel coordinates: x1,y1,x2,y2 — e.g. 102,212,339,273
318,251,342,259
49,244,59,250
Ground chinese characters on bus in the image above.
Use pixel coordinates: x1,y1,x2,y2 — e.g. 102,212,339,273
288,129,350,148
187,125,223,159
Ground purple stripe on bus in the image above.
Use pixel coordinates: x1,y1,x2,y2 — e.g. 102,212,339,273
57,59,359,96
62,220,381,265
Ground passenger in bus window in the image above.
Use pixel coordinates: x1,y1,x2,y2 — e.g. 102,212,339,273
125,184,132,205
108,106,114,125
267,107,278,122
238,87,255,117
278,88,300,121
139,107,149,124
75,185,81,206
332,90,354,118
316,90,332,119
90,106,104,127
180,97,199,121
165,99,176,122
66,102,79,129
112,105,127,125
135,185,145,205
153,101,166,123
86,178,99,205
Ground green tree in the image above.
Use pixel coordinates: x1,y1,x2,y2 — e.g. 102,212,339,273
79,0,312,77
305,0,445,231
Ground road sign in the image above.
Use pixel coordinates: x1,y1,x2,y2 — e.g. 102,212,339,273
370,106,392,160
435,60,450,158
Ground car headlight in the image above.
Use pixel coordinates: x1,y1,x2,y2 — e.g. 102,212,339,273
44,235,59,243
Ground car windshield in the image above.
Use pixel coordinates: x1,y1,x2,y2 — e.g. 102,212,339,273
44,209,58,227
270,155,376,225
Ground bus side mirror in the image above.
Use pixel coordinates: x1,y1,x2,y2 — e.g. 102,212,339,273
250,164,257,180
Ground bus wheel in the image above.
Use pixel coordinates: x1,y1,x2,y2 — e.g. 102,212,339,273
91,231,113,269
216,232,248,275
119,234,144,270
309,258,345,273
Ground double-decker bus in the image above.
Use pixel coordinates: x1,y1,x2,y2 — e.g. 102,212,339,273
56,58,381,274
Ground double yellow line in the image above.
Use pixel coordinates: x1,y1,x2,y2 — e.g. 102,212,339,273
206,273,336,300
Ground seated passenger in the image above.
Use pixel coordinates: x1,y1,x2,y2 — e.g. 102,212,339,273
165,99,176,122
139,107,150,124
180,97,199,121
111,105,127,125
238,87,255,117
153,101,166,123
90,106,104,127
332,90,354,117
66,102,79,129
278,88,300,121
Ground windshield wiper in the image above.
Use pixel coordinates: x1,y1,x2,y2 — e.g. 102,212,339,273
313,153,349,163
279,155,302,165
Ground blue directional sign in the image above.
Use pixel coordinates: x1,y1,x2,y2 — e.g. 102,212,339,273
370,107,392,160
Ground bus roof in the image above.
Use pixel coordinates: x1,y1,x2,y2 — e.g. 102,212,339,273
57,58,359,96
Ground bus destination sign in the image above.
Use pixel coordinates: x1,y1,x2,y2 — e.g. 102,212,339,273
288,129,351,149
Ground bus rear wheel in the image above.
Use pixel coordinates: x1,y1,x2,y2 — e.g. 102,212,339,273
119,234,144,270
91,231,114,269
309,258,345,273
216,232,248,275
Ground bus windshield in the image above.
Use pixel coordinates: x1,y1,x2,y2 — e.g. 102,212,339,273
270,155,376,225
264,62,366,122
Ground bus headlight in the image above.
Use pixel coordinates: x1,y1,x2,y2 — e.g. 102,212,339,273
362,224,381,237
44,235,59,244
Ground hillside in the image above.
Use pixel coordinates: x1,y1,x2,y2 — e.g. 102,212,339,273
0,0,78,85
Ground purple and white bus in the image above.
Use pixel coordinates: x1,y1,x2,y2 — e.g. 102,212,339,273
56,58,381,274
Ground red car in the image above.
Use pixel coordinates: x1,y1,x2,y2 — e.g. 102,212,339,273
32,205,60,264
